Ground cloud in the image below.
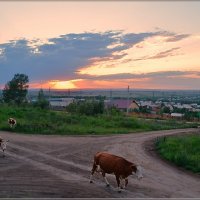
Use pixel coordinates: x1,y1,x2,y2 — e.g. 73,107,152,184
0,30,190,86
0,33,108,83
72,70,200,90
155,30,190,42
164,33,190,42
133,47,181,61
122,32,157,45
77,70,200,81
144,73,200,90
148,47,181,59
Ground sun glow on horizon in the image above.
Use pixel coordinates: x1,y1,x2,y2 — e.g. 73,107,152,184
28,80,79,90
48,80,77,89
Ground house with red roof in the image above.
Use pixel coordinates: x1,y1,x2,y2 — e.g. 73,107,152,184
105,99,139,112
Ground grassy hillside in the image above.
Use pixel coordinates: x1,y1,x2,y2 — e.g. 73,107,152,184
156,135,200,173
0,104,198,135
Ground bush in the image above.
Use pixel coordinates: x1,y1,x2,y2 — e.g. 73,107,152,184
156,135,200,173
66,100,104,116
120,117,141,128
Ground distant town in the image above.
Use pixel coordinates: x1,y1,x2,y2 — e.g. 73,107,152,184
11,88,199,122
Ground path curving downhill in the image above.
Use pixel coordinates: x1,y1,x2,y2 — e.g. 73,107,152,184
0,128,199,198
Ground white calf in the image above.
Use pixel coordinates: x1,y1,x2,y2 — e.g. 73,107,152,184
0,138,9,157
8,118,17,128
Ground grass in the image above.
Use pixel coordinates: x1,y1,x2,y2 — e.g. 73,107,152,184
0,104,199,135
156,135,200,173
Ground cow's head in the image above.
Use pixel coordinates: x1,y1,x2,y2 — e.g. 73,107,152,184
131,165,143,180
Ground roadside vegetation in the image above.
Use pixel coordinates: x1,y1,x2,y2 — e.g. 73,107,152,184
0,104,198,135
156,135,200,174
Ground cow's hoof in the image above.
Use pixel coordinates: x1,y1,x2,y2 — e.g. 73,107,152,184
90,180,93,183
106,184,110,187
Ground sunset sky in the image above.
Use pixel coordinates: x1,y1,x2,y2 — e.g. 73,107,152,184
0,1,200,90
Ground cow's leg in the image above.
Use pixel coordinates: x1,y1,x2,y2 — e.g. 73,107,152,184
90,162,97,183
115,175,121,193
1,147,5,157
2,149,5,157
102,172,110,187
125,178,128,188
119,176,123,189
119,177,126,189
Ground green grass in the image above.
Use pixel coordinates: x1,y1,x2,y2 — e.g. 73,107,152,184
156,135,200,173
0,104,198,135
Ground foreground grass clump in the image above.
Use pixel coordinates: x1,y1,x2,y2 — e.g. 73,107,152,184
0,104,198,135
156,135,200,173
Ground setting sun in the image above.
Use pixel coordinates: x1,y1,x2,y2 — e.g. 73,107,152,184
49,80,77,89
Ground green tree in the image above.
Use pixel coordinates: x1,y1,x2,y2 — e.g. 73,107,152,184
35,89,49,109
162,106,171,114
38,89,45,101
139,106,152,113
3,73,29,104
66,100,105,116
66,101,78,114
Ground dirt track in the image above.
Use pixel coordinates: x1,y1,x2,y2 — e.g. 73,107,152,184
0,128,200,198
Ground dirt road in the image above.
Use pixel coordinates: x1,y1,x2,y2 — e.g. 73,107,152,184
0,128,199,198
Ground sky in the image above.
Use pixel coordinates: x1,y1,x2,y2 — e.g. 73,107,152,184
0,1,200,90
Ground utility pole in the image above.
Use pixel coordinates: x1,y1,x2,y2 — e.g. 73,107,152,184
68,89,70,97
48,86,51,101
127,85,130,115
110,89,112,102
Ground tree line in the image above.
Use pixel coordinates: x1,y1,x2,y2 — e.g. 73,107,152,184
1,73,49,109
2,74,29,104
0,73,109,115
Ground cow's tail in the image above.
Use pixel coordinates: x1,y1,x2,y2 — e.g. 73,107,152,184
90,153,99,183
91,152,101,173
94,151,102,163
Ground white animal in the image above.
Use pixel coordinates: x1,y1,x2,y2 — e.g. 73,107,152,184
8,118,17,128
0,138,9,157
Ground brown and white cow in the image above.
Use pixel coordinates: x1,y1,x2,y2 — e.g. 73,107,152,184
90,152,143,192
0,137,9,157
8,118,17,128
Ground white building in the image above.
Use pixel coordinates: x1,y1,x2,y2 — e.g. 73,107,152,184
49,98,74,109
171,113,184,118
